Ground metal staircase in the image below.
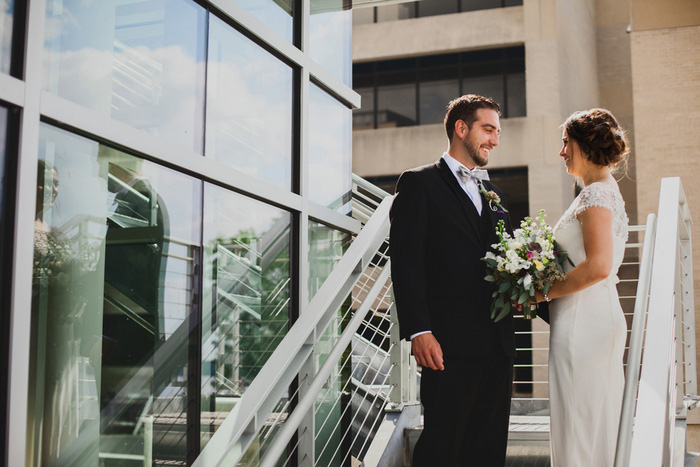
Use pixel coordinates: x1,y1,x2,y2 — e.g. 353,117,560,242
188,176,697,467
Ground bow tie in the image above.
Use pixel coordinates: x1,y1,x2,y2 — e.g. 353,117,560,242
457,166,489,183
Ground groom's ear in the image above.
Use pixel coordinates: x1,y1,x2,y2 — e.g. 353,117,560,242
454,119,468,139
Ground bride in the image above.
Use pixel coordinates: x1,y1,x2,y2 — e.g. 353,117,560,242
534,108,630,466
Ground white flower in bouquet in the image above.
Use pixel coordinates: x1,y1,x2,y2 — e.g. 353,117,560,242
483,210,570,321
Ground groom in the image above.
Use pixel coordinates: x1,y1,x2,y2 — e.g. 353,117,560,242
389,95,515,466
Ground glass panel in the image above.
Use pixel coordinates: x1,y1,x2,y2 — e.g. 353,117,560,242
206,16,293,191
200,183,292,453
234,0,294,43
461,74,504,109
352,6,374,25
309,85,352,212
419,64,459,125
308,222,351,467
30,123,202,466
308,222,351,300
460,0,503,12
43,0,207,154
377,82,416,127
310,0,352,86
417,0,458,17
1,0,15,74
507,72,526,117
376,2,416,22
0,105,11,464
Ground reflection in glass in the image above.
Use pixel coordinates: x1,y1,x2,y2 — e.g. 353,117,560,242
235,0,294,43
309,85,352,212
419,79,459,125
1,0,15,74
376,2,416,22
507,72,526,118
377,83,416,128
201,183,292,455
462,75,504,109
31,123,202,466
206,16,293,191
310,0,352,86
308,222,351,467
417,0,457,17
43,0,207,154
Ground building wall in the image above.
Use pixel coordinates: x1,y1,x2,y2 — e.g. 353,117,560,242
631,17,700,404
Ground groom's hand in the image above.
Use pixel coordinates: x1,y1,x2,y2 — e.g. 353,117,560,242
411,333,444,371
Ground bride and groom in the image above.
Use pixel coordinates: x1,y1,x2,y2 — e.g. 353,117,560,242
389,94,629,466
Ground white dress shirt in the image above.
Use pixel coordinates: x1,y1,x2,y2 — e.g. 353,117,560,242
410,154,487,341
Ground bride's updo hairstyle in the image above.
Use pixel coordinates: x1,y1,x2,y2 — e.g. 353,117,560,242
563,108,630,168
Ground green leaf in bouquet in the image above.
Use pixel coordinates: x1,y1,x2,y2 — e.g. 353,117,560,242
494,302,511,322
518,290,529,305
485,275,496,282
494,296,505,309
498,282,510,293
485,258,498,268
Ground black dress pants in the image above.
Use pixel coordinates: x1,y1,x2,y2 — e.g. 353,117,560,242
412,351,514,467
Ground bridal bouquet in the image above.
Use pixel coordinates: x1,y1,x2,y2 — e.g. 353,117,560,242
483,210,569,321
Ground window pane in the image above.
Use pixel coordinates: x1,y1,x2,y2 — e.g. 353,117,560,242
206,16,293,191
352,87,374,129
310,0,352,86
352,6,374,25
308,221,351,467
31,123,202,466
234,0,294,43
460,0,503,12
507,72,526,117
43,0,207,155
462,75,504,109
309,85,352,211
201,183,292,451
1,0,15,74
419,65,458,125
417,0,458,17
377,82,416,128
376,2,416,22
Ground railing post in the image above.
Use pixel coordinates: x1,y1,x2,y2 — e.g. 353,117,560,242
629,178,684,466
388,286,418,409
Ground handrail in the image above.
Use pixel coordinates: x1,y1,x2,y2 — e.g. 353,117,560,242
258,263,392,467
192,195,393,467
614,213,657,467
629,177,695,466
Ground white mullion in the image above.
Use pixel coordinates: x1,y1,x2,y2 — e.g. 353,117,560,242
7,1,46,466
206,0,359,109
296,5,316,452
0,73,25,107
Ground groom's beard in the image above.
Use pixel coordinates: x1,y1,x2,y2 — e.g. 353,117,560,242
462,136,488,167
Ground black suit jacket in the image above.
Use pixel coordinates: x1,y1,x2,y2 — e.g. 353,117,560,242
389,158,515,357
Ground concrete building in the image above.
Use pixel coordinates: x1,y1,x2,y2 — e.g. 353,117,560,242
351,0,700,413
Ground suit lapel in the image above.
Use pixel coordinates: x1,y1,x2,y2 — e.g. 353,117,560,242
481,179,506,242
436,158,482,238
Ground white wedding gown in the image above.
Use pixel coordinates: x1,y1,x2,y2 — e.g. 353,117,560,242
548,182,629,466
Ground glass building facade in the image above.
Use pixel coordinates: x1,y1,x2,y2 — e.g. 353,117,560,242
0,0,356,465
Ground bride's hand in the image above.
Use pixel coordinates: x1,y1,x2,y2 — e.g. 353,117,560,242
533,290,545,303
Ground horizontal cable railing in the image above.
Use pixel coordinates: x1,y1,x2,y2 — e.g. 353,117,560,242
624,177,697,466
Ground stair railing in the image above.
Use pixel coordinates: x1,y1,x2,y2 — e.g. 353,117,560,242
622,177,697,466
192,187,394,467
614,213,658,466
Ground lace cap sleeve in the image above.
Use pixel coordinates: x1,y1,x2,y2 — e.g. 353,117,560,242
573,182,629,238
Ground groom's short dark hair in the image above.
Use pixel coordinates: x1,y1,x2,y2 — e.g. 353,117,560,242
444,95,501,141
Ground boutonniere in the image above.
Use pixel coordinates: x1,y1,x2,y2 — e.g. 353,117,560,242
478,182,508,213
